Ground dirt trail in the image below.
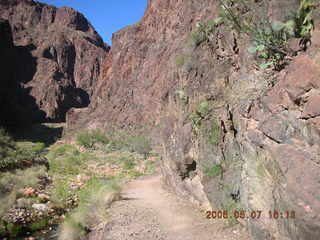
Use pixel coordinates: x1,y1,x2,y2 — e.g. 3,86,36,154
89,174,251,240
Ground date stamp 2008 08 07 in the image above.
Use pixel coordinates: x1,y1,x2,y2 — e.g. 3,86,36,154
206,210,296,220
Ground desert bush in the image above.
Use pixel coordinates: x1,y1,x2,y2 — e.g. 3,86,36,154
0,166,46,215
50,179,73,207
204,163,223,177
189,100,211,129
106,133,152,157
290,0,317,45
194,0,318,70
0,128,21,171
47,144,85,175
76,129,109,149
222,200,241,227
175,89,189,105
190,18,223,48
208,119,221,145
120,155,136,170
0,129,46,171
58,177,121,240
16,142,46,155
124,135,152,156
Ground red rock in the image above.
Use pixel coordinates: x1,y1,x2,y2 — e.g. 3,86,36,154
0,0,108,123
303,94,320,118
22,187,36,197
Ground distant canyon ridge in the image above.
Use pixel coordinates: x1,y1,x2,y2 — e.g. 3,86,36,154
0,0,108,126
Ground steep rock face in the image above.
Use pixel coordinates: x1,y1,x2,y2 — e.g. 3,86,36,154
67,0,320,239
66,0,217,129
237,54,320,239
0,0,108,122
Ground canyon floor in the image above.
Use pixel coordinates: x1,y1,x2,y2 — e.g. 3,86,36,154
89,174,251,240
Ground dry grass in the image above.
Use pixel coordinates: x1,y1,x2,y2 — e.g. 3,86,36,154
0,166,46,215
58,177,121,240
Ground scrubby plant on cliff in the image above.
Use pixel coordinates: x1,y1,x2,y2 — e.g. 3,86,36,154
190,18,223,47
175,89,189,105
189,100,211,129
292,0,317,44
219,0,290,69
247,21,293,70
189,18,224,58
193,0,317,70
204,163,224,178
208,119,221,145
248,0,317,68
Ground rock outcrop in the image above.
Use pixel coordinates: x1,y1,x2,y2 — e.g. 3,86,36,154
66,0,217,129
53,0,320,239
0,0,108,123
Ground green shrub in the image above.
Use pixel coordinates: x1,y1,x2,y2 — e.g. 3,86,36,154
47,144,85,175
128,169,143,178
121,155,136,170
50,179,73,206
29,218,49,231
189,112,202,129
189,31,207,47
77,129,109,149
189,18,222,48
246,20,294,70
0,129,26,171
0,166,46,215
3,222,22,238
190,100,211,130
222,201,240,227
195,0,318,70
125,135,152,156
208,119,221,145
106,133,152,157
146,160,157,174
49,154,83,175
0,221,6,236
29,142,46,155
245,0,317,70
0,129,46,171
48,144,79,158
175,89,189,105
291,0,317,45
58,177,121,239
204,164,223,177
197,100,210,117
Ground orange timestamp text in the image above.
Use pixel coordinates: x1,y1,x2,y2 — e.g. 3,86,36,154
206,210,295,219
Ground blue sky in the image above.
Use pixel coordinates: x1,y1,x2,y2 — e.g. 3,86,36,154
40,0,148,45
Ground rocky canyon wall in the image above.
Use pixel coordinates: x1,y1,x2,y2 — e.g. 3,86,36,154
0,0,108,123
1,0,317,239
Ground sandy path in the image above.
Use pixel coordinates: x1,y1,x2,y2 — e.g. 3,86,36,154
89,174,250,240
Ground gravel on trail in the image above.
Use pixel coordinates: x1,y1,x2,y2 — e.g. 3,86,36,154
88,174,251,240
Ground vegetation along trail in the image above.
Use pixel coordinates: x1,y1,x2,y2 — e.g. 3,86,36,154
88,174,250,240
